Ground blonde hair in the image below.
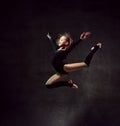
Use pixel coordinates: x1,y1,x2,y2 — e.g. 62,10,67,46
56,32,73,45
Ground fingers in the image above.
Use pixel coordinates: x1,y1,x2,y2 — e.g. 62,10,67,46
80,32,85,39
85,32,91,36
47,33,51,39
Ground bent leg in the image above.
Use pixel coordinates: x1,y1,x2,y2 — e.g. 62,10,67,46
64,62,87,73
45,73,74,88
45,73,67,85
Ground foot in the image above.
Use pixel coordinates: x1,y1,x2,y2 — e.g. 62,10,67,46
91,42,102,50
97,43,102,48
68,80,78,89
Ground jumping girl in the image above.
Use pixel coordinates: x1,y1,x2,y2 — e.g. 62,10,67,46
45,32,102,89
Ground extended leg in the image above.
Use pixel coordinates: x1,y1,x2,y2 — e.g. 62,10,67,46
63,43,102,73
84,43,102,66
64,62,87,72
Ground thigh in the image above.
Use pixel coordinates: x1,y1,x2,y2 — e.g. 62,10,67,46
45,73,67,85
64,62,87,72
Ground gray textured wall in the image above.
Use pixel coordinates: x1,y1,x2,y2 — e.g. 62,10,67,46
0,0,120,126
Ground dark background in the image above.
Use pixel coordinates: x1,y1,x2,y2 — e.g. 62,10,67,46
0,0,120,126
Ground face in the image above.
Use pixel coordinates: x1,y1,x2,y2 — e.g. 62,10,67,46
58,36,69,47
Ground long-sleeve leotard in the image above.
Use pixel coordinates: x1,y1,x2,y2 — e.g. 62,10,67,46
48,37,82,54
48,37,82,74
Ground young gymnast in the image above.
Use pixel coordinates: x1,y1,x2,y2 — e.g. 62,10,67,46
45,32,102,89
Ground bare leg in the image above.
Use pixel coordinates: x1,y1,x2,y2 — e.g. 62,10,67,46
64,43,102,73
64,62,87,73
45,73,78,89
45,73,67,85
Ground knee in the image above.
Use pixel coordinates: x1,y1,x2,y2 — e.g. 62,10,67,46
45,83,52,89
45,85,52,89
84,62,89,67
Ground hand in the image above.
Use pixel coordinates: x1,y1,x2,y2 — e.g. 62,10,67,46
58,47,66,51
47,33,51,39
80,32,91,40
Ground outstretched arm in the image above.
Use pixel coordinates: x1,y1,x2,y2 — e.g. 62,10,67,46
69,32,91,51
46,33,58,52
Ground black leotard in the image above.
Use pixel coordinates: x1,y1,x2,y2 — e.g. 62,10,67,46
48,37,82,75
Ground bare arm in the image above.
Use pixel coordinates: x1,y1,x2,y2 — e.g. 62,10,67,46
71,32,91,47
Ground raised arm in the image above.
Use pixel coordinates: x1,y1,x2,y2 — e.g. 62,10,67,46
68,32,91,51
47,33,59,52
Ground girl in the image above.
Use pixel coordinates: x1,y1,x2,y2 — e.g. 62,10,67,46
45,32,102,89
